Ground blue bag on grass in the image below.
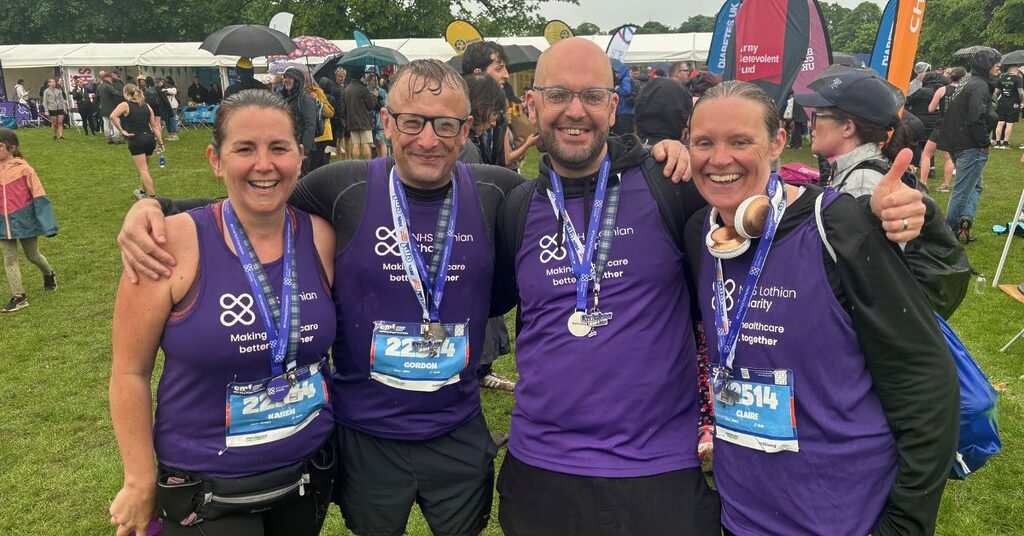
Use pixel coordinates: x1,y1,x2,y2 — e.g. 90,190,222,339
936,312,1002,479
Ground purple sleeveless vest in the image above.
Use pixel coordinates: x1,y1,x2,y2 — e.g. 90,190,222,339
156,203,336,478
331,158,494,440
697,190,898,535
510,166,700,477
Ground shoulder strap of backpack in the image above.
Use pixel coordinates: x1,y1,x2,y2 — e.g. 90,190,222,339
815,193,837,263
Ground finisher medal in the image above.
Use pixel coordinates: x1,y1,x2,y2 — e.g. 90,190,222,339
427,321,447,343
266,375,292,402
567,311,593,337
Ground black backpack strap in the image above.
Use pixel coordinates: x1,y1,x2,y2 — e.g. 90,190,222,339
842,157,920,191
639,156,704,252
492,180,539,317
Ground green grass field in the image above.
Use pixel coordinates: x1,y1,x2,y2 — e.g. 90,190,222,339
0,125,1021,535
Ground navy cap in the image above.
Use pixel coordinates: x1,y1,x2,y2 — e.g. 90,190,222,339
794,68,904,128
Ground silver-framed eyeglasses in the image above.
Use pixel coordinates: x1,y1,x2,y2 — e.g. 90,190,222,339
532,86,615,110
385,108,468,138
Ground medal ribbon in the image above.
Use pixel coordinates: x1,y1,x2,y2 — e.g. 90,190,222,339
388,165,458,323
223,200,298,378
545,156,617,312
712,175,787,372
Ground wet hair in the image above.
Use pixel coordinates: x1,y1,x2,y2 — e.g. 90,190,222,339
949,67,967,83
123,83,145,105
211,90,296,154
464,74,504,129
881,113,924,162
391,59,470,115
461,41,509,75
0,128,23,157
693,80,781,140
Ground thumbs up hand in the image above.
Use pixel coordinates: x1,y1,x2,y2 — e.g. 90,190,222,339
871,148,925,243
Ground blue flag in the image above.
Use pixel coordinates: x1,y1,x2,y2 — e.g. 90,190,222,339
354,30,372,48
708,0,744,75
869,0,898,78
0,59,6,101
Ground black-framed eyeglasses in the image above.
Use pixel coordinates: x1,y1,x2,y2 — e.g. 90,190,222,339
532,86,615,110
809,112,839,128
385,108,469,138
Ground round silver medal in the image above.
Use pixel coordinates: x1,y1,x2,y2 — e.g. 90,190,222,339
567,311,593,337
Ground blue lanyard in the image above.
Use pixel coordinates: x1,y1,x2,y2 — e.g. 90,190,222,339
546,156,612,312
223,200,297,378
388,166,458,323
712,175,787,371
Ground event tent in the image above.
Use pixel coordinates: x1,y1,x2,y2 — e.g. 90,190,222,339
0,33,711,108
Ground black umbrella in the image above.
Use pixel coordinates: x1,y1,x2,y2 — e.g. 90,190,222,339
312,53,345,81
954,45,998,58
832,52,858,67
200,25,297,57
447,45,542,74
1002,50,1024,66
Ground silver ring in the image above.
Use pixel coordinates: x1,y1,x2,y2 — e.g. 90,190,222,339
902,218,909,232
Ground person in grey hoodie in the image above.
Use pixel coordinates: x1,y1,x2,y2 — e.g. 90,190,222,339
279,67,318,174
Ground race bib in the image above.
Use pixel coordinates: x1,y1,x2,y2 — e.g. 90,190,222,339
225,359,329,448
712,364,799,453
370,320,469,392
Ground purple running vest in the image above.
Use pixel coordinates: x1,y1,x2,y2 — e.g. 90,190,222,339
331,158,494,440
511,167,699,477
156,203,336,478
698,191,898,536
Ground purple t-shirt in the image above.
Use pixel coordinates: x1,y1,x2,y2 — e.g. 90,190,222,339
697,190,898,535
331,158,494,440
510,166,700,477
157,203,336,477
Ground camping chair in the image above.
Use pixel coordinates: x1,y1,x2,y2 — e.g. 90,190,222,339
993,188,1024,352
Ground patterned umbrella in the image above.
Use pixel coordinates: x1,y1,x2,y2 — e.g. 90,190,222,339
267,36,342,61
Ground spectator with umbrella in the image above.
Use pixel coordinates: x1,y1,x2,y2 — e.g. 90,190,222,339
343,66,376,160
224,58,268,100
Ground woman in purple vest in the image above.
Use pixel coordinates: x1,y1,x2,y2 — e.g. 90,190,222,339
109,90,338,536
684,80,959,536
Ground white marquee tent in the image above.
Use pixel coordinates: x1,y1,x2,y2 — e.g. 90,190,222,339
2,33,711,100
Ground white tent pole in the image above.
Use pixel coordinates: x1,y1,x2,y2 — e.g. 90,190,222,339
993,188,1024,287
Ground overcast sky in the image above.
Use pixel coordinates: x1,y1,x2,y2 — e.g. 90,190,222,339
541,0,887,32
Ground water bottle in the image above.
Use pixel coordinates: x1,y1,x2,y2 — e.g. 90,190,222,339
974,273,987,294
159,154,166,169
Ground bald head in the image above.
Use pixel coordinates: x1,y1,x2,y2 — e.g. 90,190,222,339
535,38,613,88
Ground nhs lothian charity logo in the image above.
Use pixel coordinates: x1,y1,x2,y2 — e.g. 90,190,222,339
220,293,256,327
712,278,737,312
375,226,401,257
538,233,567,263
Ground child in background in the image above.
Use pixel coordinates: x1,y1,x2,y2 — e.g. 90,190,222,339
0,129,58,312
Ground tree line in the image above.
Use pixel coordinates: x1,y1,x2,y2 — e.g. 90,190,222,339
1,0,1021,68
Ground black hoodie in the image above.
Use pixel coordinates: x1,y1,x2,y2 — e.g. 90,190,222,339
936,53,999,152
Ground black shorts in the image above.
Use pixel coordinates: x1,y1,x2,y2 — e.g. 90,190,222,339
334,413,497,536
997,105,1020,123
48,109,64,117
497,453,722,536
128,132,156,156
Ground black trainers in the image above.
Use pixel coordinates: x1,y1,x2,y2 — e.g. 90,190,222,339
44,271,57,291
2,294,28,312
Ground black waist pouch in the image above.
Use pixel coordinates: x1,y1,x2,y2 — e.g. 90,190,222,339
157,436,336,524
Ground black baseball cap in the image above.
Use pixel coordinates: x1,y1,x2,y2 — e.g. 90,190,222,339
794,68,904,128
